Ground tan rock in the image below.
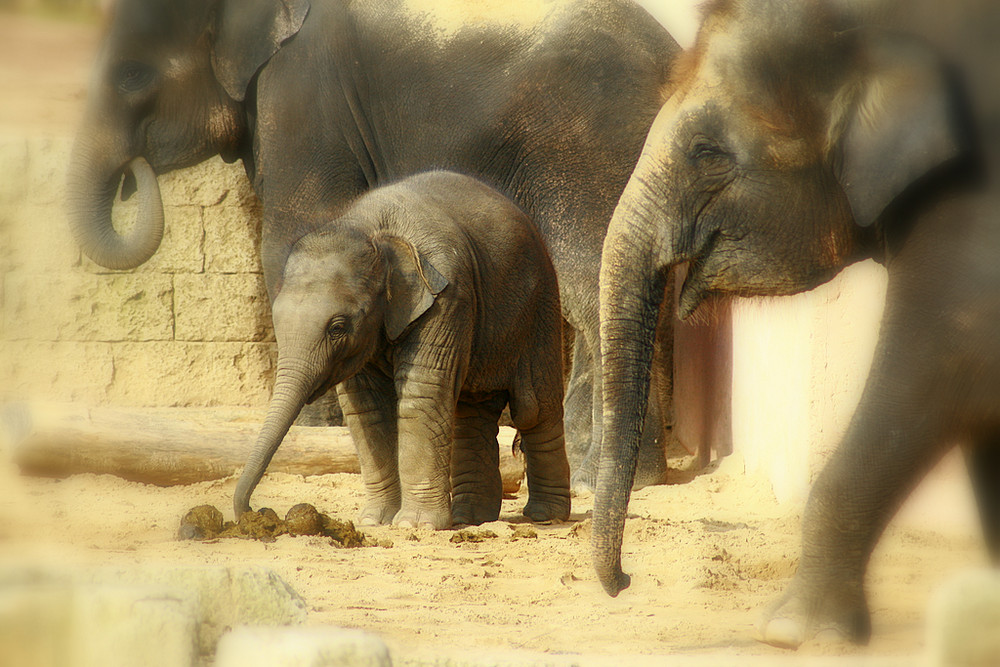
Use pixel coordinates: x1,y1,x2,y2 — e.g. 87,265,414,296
108,342,274,406
2,272,174,342
0,341,114,403
204,203,263,274
160,156,247,208
174,273,272,342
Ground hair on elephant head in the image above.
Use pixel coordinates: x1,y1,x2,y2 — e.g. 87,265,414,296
594,0,976,600
67,0,309,270
233,225,448,517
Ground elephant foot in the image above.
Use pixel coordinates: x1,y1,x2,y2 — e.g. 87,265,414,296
392,505,451,530
522,494,571,524
357,499,400,527
757,576,871,649
451,495,501,526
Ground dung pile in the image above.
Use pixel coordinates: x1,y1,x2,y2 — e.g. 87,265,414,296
177,503,378,548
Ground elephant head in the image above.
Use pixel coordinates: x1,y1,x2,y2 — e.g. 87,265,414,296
594,0,970,596
233,227,448,516
67,0,309,270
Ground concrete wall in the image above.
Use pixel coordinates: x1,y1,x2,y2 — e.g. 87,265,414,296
0,136,277,407
729,261,888,502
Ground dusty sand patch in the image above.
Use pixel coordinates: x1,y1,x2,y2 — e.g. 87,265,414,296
0,449,984,662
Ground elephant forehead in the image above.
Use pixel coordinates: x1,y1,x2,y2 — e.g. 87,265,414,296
284,256,361,286
273,282,364,320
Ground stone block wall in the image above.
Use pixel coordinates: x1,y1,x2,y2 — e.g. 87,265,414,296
0,136,277,407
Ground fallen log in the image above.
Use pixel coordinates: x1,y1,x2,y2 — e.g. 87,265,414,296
0,404,524,493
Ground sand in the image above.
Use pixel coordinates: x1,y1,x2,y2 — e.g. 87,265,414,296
0,447,986,662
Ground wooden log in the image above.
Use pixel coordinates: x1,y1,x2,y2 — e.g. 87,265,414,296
0,404,525,493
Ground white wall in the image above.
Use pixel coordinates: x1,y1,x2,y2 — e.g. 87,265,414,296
731,260,888,503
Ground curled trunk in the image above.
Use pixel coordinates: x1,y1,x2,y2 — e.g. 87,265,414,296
67,137,165,270
234,358,317,516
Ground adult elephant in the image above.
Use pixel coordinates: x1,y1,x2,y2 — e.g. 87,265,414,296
67,0,680,488
594,0,999,648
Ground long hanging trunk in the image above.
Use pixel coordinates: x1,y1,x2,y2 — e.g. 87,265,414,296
592,165,679,597
234,357,317,516
66,135,165,270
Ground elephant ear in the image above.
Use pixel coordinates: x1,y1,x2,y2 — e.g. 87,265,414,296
212,0,310,102
831,31,965,227
380,236,449,342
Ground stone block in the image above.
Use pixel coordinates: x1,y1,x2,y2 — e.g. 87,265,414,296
3,203,82,273
215,627,392,667
174,273,273,342
160,156,248,208
88,565,308,657
927,569,1000,667
108,342,275,406
204,202,263,274
2,272,173,342
0,341,114,404
69,584,198,667
236,341,279,401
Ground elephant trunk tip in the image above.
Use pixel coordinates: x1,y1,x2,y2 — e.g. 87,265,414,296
233,475,255,518
593,519,632,596
595,559,632,598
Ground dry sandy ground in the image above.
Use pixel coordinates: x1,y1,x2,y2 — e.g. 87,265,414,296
0,446,987,664
0,10,990,665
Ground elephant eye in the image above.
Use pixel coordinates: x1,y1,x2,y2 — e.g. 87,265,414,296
689,137,729,162
116,60,155,94
326,319,348,341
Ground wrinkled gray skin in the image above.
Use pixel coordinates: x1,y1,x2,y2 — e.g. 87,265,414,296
595,0,1000,648
234,172,571,530
65,0,681,492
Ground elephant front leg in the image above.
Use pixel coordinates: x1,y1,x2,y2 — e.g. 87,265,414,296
450,394,507,526
337,371,400,526
392,364,459,530
758,363,950,648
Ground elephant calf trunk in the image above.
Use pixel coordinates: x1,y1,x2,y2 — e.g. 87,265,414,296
234,363,316,517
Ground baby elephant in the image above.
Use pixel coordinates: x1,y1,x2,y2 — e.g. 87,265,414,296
234,171,571,529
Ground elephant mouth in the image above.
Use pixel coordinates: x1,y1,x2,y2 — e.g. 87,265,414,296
306,373,338,405
677,230,720,320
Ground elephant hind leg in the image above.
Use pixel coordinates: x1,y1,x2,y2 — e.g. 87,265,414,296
510,389,571,524
450,393,507,526
964,436,1000,562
